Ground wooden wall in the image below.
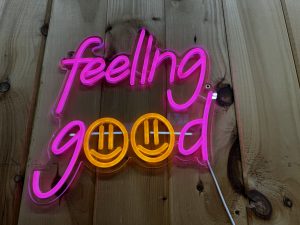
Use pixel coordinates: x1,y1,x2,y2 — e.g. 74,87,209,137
0,0,299,224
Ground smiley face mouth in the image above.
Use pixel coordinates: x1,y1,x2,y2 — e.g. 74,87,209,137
89,146,122,161
137,143,169,156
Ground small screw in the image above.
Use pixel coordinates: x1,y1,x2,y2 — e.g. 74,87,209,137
205,83,211,89
283,196,293,208
0,81,10,93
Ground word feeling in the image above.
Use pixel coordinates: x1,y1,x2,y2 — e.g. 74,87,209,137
55,28,207,115
31,28,214,203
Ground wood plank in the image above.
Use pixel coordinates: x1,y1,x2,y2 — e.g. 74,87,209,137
93,1,169,225
17,0,107,224
165,0,248,224
281,0,300,84
223,0,300,224
0,0,49,224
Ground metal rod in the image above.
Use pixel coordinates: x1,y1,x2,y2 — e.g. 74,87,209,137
69,131,193,137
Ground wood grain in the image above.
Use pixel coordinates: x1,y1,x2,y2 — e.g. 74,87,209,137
223,0,300,224
1,0,298,224
93,1,169,225
281,0,300,85
17,0,107,224
0,0,49,224
165,0,247,224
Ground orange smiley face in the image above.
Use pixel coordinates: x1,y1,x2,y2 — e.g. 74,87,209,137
130,113,175,163
84,118,128,168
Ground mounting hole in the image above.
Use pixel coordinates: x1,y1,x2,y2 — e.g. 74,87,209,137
205,83,211,89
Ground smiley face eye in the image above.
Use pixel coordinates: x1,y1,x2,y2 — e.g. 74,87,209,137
131,113,175,163
97,124,115,151
143,119,160,146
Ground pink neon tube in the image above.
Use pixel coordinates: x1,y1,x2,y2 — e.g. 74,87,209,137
55,37,103,116
147,49,177,84
141,35,153,85
106,55,130,84
130,29,145,85
80,57,106,86
178,91,213,161
167,48,207,111
31,120,85,199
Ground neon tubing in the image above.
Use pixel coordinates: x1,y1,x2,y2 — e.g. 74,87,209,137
147,49,177,84
167,48,207,111
84,118,129,168
32,120,86,199
131,113,175,163
106,55,130,84
178,91,213,161
55,37,103,116
69,131,193,136
141,35,153,85
130,29,145,85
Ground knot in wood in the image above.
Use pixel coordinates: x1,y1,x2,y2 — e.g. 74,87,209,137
283,196,293,208
216,84,234,107
0,80,10,93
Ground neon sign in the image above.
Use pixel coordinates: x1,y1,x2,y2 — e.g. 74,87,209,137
55,28,207,116
30,28,215,204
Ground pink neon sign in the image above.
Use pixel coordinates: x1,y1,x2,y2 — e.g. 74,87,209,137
55,29,208,115
30,28,215,204
32,121,85,199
